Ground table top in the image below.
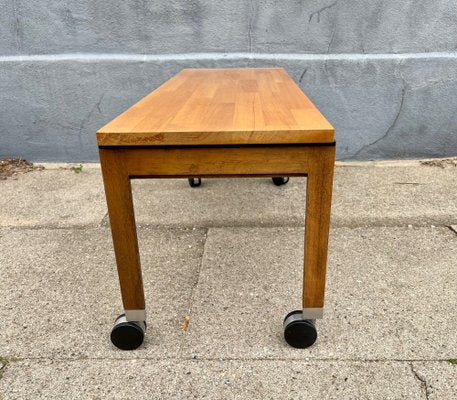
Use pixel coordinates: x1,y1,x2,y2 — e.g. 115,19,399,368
97,68,334,146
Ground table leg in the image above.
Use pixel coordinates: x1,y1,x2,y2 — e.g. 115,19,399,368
302,147,335,319
99,149,146,323
283,146,334,348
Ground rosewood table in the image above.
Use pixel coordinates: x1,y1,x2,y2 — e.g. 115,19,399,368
97,67,335,350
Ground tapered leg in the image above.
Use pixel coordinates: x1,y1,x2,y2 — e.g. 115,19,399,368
302,146,335,319
99,149,146,322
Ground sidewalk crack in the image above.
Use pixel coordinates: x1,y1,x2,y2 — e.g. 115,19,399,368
99,211,109,227
186,228,208,314
0,356,21,380
410,363,430,400
178,228,209,342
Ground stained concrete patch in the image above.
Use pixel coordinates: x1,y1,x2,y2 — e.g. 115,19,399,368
411,362,457,400
0,169,107,227
332,165,457,226
183,227,457,360
0,227,205,359
0,359,423,400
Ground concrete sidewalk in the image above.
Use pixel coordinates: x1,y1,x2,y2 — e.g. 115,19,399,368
0,161,456,399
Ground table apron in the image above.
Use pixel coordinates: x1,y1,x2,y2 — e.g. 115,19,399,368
98,145,335,178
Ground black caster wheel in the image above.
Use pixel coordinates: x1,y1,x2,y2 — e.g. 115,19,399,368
110,314,146,350
283,310,317,349
188,178,201,187
272,177,289,186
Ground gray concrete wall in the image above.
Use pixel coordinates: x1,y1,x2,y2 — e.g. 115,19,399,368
1,0,456,161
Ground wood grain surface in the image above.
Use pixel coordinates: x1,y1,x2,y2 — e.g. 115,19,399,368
97,68,334,146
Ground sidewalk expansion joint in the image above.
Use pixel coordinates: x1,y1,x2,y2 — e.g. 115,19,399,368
0,224,102,231
10,356,455,363
1,223,456,231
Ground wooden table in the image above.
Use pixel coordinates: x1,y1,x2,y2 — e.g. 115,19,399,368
97,68,335,350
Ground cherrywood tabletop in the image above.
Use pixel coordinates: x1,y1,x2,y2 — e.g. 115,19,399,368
97,68,334,146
